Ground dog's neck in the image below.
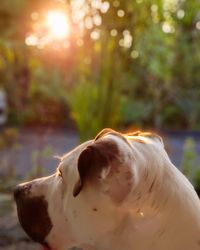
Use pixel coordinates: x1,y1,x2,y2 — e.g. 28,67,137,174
117,147,178,226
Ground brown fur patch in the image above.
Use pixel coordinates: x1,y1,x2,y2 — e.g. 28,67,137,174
14,194,52,244
95,128,131,147
73,140,119,197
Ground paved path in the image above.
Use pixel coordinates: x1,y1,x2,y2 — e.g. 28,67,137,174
0,129,79,178
0,129,200,178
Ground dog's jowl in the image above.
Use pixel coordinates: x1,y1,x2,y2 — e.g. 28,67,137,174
14,182,52,246
14,128,200,250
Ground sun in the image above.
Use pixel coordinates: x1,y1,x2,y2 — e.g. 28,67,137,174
46,11,70,40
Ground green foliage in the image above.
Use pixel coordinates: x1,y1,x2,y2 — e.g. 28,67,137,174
181,137,200,188
65,31,123,140
67,73,121,141
67,81,99,141
194,169,200,188
0,0,200,137
0,127,19,149
120,97,153,126
26,63,67,126
28,145,53,180
181,137,198,179
0,127,20,193
0,193,13,216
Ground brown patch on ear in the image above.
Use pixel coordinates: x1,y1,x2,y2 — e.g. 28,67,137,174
73,140,119,197
73,179,82,197
95,128,131,148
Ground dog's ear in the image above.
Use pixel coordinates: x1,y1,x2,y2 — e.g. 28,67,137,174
73,139,118,197
94,128,116,141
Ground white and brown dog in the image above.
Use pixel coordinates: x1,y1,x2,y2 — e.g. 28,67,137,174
14,129,200,250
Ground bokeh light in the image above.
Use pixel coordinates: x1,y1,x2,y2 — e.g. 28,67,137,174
46,11,70,40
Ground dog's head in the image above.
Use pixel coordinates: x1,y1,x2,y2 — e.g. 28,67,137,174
14,128,165,250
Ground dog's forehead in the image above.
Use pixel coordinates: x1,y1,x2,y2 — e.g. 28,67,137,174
59,131,163,170
60,140,93,167
95,129,163,148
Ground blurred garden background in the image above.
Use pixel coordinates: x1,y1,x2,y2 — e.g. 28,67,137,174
0,0,200,249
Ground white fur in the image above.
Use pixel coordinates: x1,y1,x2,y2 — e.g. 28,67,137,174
28,133,200,250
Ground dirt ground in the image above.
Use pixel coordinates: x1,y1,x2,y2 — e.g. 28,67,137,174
0,212,41,250
0,210,80,250
0,241,40,250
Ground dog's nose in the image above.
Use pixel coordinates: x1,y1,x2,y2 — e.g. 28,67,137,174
13,184,31,200
13,185,23,200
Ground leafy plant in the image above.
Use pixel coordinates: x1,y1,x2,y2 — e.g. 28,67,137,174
181,137,200,188
0,0,200,132
0,127,20,192
28,145,53,180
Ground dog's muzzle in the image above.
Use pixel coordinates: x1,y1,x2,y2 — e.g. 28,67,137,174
14,184,53,245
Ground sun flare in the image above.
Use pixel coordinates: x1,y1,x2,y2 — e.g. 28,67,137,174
46,11,70,39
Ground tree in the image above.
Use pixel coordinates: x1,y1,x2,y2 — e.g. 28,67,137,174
1,0,200,136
